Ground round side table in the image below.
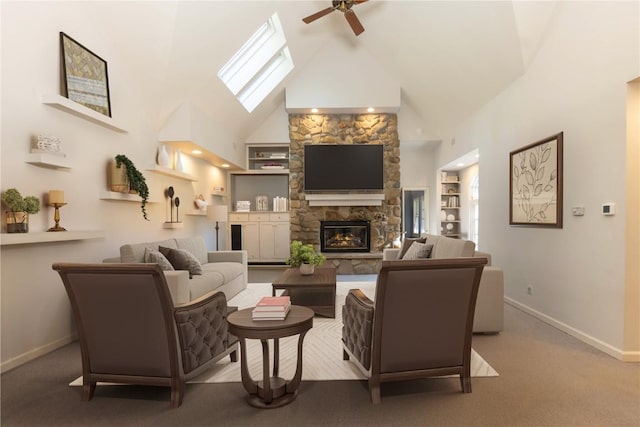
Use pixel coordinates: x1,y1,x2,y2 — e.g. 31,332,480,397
227,305,314,408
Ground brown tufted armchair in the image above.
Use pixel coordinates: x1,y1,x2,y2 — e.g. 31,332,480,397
342,257,487,403
53,263,238,408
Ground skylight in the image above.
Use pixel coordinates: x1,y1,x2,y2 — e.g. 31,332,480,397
218,12,294,113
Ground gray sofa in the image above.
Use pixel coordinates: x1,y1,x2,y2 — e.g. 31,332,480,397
383,234,504,334
104,236,248,305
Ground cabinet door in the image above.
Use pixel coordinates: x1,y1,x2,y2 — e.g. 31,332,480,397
241,222,260,261
258,222,290,261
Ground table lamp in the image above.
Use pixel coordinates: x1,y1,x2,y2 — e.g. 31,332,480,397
206,205,228,250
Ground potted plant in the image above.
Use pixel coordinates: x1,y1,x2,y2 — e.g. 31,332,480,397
1,188,41,233
285,240,326,275
114,154,149,220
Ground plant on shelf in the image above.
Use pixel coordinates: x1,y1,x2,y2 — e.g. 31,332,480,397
286,240,326,275
1,188,41,233
115,154,149,220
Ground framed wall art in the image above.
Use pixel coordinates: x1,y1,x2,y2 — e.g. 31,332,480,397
509,132,563,228
60,32,111,117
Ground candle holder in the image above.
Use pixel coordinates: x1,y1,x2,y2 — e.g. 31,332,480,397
47,203,67,232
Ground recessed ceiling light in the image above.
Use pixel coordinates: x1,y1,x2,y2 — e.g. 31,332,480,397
457,163,465,167
221,163,230,168
367,107,375,113
192,149,202,155
311,108,318,113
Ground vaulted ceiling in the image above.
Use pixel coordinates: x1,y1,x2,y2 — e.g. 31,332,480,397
81,1,557,141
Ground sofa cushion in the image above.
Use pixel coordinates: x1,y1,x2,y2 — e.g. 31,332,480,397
201,262,244,282
143,248,174,271
175,237,208,265
401,242,433,260
188,271,225,300
159,246,202,278
120,239,177,263
431,235,475,258
398,237,427,259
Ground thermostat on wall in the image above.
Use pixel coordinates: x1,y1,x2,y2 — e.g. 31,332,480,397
602,203,616,216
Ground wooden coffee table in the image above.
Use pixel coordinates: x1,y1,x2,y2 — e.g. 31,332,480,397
272,266,337,318
227,306,314,408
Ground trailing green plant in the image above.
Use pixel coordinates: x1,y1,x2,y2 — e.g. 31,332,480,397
285,240,326,267
1,188,41,220
115,154,149,220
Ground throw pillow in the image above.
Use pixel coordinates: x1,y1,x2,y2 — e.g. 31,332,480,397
398,237,427,259
401,242,434,260
159,246,202,278
143,247,175,271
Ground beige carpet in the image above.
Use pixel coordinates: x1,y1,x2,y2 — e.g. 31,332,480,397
71,281,497,387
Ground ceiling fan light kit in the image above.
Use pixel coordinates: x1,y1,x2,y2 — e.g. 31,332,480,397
303,0,369,36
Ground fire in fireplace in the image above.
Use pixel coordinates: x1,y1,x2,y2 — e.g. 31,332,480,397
320,220,371,253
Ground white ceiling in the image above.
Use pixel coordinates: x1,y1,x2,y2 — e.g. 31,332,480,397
84,1,557,141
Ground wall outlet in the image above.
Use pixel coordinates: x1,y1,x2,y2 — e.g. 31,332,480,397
527,285,533,295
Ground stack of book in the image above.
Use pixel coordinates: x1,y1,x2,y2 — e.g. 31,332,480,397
252,296,291,321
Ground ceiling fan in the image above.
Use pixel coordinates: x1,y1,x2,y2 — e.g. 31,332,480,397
302,1,369,36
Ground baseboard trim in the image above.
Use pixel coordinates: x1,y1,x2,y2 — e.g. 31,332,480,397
504,297,638,362
1,333,78,373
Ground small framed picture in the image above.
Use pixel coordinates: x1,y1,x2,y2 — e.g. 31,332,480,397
60,32,111,117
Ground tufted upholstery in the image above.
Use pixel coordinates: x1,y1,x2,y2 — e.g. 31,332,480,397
52,263,238,408
342,289,374,371
342,257,487,404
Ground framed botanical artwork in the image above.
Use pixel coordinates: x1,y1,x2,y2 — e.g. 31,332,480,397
509,132,563,228
60,32,111,117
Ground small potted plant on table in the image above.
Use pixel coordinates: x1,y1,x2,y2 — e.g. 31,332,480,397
286,240,326,275
1,188,41,233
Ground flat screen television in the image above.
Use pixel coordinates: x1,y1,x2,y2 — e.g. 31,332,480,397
304,144,384,192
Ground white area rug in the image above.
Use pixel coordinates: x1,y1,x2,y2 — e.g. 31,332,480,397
71,281,497,386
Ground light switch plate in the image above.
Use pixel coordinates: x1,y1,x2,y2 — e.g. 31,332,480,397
602,203,616,216
572,206,585,216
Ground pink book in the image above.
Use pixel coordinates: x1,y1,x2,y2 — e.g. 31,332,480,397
254,296,291,311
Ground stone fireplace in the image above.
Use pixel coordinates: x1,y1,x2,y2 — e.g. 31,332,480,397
320,220,370,253
287,113,401,274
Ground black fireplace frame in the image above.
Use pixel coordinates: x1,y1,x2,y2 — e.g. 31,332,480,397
320,220,371,253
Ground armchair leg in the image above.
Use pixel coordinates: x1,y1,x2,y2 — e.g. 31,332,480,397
81,379,96,401
170,380,185,408
460,375,472,393
368,377,381,404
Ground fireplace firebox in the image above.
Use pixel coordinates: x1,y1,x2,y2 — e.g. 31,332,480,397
320,220,370,253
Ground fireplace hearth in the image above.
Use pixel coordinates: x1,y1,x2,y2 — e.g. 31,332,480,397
320,220,371,253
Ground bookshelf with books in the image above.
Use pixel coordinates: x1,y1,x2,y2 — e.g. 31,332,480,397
252,295,291,320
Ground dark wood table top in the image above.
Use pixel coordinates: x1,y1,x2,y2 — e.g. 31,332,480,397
272,266,337,287
227,306,314,340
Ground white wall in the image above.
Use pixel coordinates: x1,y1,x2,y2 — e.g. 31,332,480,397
0,2,232,371
435,1,639,358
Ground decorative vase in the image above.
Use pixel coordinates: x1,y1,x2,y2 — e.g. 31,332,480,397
157,144,170,167
175,150,184,172
6,211,29,233
108,160,129,193
299,263,315,275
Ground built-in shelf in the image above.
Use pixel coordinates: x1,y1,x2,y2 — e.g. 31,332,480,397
186,211,206,216
42,94,128,133
25,153,71,170
99,191,160,203
147,166,198,182
163,222,184,229
0,230,105,246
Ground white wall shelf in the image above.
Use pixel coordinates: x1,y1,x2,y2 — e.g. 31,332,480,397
42,94,128,133
163,222,184,229
186,211,206,216
25,153,71,170
0,230,105,246
99,191,160,203
147,166,198,182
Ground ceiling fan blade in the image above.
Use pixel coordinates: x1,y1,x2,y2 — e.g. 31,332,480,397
344,10,364,36
303,7,335,24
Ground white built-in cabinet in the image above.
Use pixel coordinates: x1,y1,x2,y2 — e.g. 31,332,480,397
229,212,290,262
